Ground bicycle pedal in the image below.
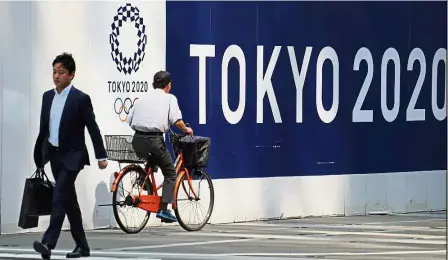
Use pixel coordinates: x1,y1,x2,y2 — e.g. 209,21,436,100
161,219,175,223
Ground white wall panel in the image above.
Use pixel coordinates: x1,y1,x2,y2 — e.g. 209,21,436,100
207,171,446,224
0,1,4,232
0,1,166,234
344,174,366,215
386,173,407,213
0,1,33,234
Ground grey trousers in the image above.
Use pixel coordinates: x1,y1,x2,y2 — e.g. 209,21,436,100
131,133,176,204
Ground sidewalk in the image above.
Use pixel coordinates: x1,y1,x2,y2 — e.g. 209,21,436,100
0,211,445,259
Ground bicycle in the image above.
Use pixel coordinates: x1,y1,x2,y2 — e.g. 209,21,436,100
104,126,214,233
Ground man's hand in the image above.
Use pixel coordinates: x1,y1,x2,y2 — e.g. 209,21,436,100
175,120,194,135
185,127,194,135
98,160,108,170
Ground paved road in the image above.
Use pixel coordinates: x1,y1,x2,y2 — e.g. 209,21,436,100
0,211,445,260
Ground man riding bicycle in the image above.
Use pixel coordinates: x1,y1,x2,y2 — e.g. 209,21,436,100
126,70,193,223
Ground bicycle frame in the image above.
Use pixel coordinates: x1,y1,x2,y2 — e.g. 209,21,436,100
110,149,200,214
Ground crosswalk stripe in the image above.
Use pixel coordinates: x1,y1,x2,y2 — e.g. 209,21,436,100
241,228,443,239
227,222,446,231
0,253,161,260
174,231,446,245
108,238,258,251
216,249,447,257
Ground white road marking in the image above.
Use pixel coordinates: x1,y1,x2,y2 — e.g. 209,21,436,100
174,232,446,245
107,238,259,251
0,247,444,259
279,229,443,239
234,225,446,239
0,249,444,260
252,238,420,250
227,222,445,231
104,236,422,252
0,252,161,259
0,249,310,260
245,226,446,237
388,213,446,218
364,218,447,225
0,247,210,257
0,248,252,258
216,249,447,257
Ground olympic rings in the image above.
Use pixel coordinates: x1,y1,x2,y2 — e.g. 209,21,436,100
114,97,139,122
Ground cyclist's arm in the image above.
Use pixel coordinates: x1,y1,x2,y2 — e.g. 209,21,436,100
174,120,189,133
168,95,188,132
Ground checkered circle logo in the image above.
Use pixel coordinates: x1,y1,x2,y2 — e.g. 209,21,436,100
109,3,147,75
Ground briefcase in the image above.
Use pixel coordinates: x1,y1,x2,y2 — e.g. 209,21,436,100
18,168,54,229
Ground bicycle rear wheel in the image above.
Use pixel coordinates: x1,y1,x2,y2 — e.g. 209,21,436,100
173,168,214,231
112,165,153,234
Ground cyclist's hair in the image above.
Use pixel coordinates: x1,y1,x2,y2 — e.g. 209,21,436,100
153,81,169,89
152,70,171,89
52,52,76,74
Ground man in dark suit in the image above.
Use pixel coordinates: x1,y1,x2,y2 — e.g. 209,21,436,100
32,53,108,259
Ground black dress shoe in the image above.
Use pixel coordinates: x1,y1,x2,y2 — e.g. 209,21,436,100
66,246,90,258
33,241,51,260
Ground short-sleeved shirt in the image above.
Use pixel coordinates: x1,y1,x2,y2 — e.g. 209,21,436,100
127,88,183,133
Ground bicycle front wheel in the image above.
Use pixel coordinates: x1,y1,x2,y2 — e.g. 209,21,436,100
173,168,214,231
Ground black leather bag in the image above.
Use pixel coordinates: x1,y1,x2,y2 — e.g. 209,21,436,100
179,135,211,168
18,168,54,229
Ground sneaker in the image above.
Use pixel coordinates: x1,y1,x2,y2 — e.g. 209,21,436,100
156,210,177,223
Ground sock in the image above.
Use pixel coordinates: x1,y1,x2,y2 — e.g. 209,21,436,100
159,202,168,211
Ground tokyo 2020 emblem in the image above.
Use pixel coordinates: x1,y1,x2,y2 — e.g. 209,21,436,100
114,97,139,122
109,3,147,75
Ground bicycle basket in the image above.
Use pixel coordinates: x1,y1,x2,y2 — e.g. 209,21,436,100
104,135,146,163
177,135,211,168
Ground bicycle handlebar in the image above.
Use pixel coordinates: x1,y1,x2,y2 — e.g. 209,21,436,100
168,122,191,139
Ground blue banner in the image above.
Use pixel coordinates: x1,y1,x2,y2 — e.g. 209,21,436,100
166,1,447,179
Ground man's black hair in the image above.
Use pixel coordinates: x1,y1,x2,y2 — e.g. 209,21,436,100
52,52,76,74
153,70,172,89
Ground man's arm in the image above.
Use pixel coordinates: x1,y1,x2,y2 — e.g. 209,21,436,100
174,120,189,132
169,95,193,134
80,93,107,160
33,93,48,168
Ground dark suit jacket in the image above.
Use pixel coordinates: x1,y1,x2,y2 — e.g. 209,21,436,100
33,86,107,172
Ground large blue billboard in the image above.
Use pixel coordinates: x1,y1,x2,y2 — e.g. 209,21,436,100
165,1,447,179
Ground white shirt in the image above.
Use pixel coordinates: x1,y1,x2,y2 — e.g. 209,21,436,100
127,88,183,133
48,84,72,147
48,84,106,161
